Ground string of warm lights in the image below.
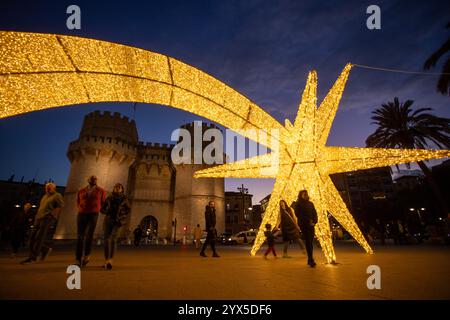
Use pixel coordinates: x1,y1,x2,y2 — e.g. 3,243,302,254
353,63,450,75
0,31,288,151
1,31,449,263
195,64,450,262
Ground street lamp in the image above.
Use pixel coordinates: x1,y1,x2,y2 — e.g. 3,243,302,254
409,207,426,221
238,184,249,230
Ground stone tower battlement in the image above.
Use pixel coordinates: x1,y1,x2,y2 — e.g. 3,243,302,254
67,135,137,163
137,142,174,163
180,121,220,131
79,110,138,143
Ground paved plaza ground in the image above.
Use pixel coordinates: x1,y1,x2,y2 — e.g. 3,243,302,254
0,241,449,300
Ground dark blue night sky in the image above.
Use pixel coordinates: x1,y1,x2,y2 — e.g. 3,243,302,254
0,0,449,203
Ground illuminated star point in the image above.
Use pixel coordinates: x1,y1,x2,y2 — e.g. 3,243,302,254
195,63,450,262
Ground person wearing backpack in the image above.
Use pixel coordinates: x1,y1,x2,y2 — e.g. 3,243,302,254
101,183,130,270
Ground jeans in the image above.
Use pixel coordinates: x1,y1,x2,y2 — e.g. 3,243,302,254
200,229,217,255
104,216,121,261
76,213,98,261
29,215,56,260
301,226,315,263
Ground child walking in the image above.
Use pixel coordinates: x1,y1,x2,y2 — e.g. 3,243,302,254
264,223,277,259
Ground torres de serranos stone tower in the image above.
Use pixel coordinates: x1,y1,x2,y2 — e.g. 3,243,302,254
55,110,225,241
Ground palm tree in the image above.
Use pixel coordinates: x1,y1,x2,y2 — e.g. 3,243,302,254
366,97,450,215
423,22,450,95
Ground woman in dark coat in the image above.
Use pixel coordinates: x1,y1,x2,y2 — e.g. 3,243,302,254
101,183,130,270
278,200,306,258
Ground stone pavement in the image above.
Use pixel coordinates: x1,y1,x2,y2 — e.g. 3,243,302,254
0,242,449,299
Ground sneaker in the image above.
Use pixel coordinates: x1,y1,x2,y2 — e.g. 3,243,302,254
106,262,112,270
200,252,207,257
20,257,35,265
212,253,220,258
263,255,268,260
40,248,53,261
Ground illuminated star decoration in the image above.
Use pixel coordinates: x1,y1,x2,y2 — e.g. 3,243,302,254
195,64,450,262
1,32,449,262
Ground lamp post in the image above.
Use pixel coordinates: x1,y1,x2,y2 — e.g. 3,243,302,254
172,218,177,246
409,207,426,243
409,207,426,221
247,207,253,229
237,184,248,230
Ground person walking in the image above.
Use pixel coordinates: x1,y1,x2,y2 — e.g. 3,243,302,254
200,201,219,257
75,175,106,267
263,223,277,259
101,183,130,270
292,190,318,267
278,200,306,258
10,202,32,258
21,183,64,264
193,224,202,249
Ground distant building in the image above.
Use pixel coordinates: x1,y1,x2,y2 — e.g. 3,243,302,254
330,167,395,222
393,175,424,192
251,204,263,230
225,191,253,234
391,169,424,180
260,194,271,214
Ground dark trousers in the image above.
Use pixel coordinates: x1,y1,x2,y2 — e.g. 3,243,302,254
200,229,217,254
301,226,315,263
76,213,98,261
104,216,120,261
264,245,277,256
11,227,26,254
29,215,56,260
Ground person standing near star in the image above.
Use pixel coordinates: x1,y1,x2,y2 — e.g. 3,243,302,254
200,201,219,258
292,190,317,267
278,200,306,258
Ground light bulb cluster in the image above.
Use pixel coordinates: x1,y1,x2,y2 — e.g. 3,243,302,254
195,64,450,262
0,31,286,150
1,32,449,262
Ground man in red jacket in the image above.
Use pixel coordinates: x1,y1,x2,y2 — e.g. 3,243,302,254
76,175,106,267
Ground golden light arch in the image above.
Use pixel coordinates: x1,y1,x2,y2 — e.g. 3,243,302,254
1,31,449,263
0,31,286,150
